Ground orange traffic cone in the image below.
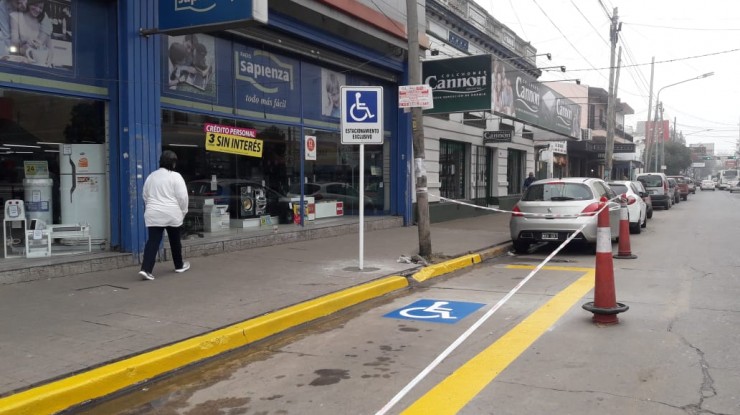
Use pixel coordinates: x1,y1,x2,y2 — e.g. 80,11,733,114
613,195,637,259
582,197,629,325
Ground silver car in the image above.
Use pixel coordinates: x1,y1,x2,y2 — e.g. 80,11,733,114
509,177,621,253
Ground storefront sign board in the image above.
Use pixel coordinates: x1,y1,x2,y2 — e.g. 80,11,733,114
158,0,268,34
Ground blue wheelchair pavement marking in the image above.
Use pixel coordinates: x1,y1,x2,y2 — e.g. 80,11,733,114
384,299,486,324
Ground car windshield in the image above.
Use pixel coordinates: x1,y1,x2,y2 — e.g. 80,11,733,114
638,175,662,187
522,182,593,201
609,184,628,194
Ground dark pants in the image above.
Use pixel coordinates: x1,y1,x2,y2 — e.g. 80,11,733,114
141,226,184,274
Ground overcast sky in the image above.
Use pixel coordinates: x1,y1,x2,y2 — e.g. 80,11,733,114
473,0,740,153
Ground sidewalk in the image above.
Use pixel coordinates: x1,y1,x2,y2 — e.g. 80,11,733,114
0,212,512,413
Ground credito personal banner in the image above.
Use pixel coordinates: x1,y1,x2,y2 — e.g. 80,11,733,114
204,123,263,158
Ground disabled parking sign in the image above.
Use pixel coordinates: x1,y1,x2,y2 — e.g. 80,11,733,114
384,299,485,324
341,86,383,144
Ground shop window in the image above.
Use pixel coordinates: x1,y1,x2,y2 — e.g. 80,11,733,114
440,139,466,199
507,148,525,194
472,145,491,203
0,89,108,256
161,110,386,235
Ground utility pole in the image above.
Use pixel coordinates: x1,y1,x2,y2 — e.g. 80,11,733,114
605,7,620,181
405,0,431,258
644,57,654,172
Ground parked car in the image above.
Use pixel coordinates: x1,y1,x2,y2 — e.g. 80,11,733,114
700,180,716,191
667,178,680,204
686,178,696,194
509,177,620,253
186,179,293,224
632,180,653,219
636,172,672,210
607,181,647,234
288,182,374,209
667,175,689,201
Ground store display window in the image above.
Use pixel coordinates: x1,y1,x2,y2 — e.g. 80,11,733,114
161,109,387,236
0,88,108,259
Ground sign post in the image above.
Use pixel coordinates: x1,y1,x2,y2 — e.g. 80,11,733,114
341,86,383,270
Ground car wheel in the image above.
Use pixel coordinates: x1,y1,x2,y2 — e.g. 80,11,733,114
641,216,647,228
682,195,687,200
647,207,653,219
629,222,640,234
512,240,530,254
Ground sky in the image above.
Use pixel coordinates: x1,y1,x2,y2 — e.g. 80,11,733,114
472,0,740,154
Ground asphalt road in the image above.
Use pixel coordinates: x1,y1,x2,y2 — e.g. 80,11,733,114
78,189,740,415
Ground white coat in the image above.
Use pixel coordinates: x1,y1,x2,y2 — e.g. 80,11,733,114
143,168,189,227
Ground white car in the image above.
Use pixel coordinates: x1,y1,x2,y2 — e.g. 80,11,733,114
607,181,647,234
700,180,715,191
509,177,621,253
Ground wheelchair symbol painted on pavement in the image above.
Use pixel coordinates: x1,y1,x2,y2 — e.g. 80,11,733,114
400,301,455,319
384,299,485,324
349,92,375,122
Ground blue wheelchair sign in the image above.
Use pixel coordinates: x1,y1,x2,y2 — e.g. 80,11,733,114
340,86,383,144
345,90,378,123
384,299,485,324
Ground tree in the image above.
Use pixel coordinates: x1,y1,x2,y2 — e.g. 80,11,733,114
663,142,692,175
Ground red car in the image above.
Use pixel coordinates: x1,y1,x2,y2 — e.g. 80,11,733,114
667,176,689,201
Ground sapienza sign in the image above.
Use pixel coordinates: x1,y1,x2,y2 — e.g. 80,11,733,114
159,0,268,34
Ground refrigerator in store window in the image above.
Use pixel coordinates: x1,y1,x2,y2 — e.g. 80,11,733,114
59,144,108,243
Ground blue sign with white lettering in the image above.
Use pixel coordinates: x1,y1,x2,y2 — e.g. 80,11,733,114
159,0,267,34
384,299,485,324
344,90,379,124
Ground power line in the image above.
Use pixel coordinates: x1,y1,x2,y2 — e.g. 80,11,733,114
530,0,607,81
624,22,740,31
566,47,740,72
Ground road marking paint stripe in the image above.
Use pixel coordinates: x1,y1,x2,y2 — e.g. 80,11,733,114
506,264,594,272
400,270,594,415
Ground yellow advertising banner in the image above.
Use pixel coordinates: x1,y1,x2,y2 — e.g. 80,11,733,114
205,131,263,158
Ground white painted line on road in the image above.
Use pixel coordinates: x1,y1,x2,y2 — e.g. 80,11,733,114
375,224,588,415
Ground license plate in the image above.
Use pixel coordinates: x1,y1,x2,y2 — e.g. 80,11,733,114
542,232,559,240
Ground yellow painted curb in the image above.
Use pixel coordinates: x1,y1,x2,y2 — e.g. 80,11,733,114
412,254,482,283
0,276,409,415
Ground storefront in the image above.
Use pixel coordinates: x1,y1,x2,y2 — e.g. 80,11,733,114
0,0,114,259
0,0,410,264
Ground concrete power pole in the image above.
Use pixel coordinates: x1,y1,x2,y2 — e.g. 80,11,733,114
644,57,655,172
405,0,431,258
605,7,619,180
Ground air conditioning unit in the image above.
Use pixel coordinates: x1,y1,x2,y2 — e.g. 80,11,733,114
581,128,593,141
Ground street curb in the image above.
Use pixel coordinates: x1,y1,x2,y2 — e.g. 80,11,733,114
0,243,512,415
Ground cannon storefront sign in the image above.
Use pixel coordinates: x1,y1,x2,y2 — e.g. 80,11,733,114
422,54,582,139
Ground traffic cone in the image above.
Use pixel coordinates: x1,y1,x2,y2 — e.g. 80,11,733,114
613,195,637,259
583,197,629,325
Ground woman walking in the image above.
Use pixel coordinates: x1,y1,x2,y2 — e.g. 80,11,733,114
139,150,190,280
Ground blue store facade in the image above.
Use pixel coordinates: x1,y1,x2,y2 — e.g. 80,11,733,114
0,0,412,263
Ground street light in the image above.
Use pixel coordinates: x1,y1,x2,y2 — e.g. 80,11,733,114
538,65,566,72
651,72,714,172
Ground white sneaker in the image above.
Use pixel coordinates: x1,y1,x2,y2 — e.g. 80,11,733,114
175,261,190,273
139,270,155,281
